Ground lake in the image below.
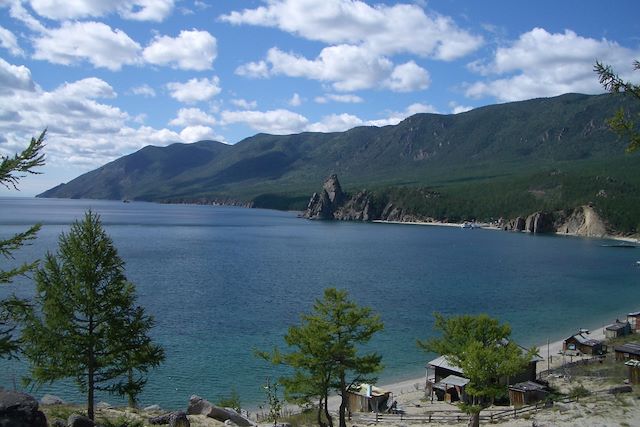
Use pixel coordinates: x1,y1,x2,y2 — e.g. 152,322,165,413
0,197,638,410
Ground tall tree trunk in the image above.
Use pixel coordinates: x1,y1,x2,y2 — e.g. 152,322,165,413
338,375,347,427
467,412,479,427
127,369,136,408
323,393,333,427
88,316,95,420
317,397,325,427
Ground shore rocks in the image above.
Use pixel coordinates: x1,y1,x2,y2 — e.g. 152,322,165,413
0,390,47,427
187,395,254,427
68,414,95,427
303,174,345,220
40,394,65,406
556,205,607,237
150,411,190,427
524,211,555,234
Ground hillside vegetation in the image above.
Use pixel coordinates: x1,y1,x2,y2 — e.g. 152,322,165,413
38,93,640,233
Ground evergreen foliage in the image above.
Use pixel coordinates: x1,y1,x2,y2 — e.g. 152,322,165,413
261,288,383,427
595,60,640,152
418,313,537,427
0,130,45,359
21,211,164,420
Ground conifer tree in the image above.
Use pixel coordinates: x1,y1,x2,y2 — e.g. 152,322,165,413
594,59,640,153
22,211,164,420
263,288,383,427
0,130,45,359
418,313,537,427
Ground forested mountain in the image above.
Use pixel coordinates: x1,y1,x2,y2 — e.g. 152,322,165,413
39,93,640,232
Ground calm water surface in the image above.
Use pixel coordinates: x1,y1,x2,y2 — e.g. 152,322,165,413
0,198,638,409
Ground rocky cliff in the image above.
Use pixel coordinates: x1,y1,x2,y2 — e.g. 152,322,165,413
304,176,621,240
502,206,610,237
303,175,437,223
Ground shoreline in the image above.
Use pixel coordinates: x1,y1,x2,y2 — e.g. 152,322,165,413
372,219,638,244
362,315,623,406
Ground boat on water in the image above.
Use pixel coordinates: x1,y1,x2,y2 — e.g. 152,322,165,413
461,222,482,229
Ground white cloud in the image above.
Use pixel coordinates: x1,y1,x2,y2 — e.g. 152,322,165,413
0,57,35,94
143,29,217,70
27,0,175,22
230,98,257,109
385,61,430,92
179,125,225,143
169,107,217,126
306,113,363,132
220,0,481,59
366,103,438,127
235,60,270,78
449,102,474,114
465,28,640,102
130,84,156,97
32,21,141,70
305,102,437,132
0,60,181,172
265,45,393,92
288,92,302,106
221,109,308,134
166,76,221,103
55,77,117,99
315,93,363,103
0,25,23,56
241,45,431,93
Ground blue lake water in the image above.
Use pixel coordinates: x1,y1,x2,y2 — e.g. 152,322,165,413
0,197,639,410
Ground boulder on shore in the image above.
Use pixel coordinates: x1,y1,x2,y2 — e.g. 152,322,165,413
187,395,254,427
0,390,47,427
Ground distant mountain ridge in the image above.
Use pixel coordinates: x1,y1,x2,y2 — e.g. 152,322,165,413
38,93,640,232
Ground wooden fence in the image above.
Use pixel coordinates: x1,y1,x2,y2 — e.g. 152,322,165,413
352,397,580,424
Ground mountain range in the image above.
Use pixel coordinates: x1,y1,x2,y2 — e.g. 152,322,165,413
38,93,640,233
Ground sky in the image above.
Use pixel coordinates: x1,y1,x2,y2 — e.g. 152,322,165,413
0,0,639,196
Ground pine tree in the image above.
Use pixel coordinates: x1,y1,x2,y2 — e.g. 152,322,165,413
418,313,537,427
22,211,164,419
0,130,45,359
262,288,383,427
594,59,640,152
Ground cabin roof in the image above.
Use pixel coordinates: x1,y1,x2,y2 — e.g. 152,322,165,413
606,322,630,331
348,383,391,398
427,355,464,374
628,311,640,317
438,375,470,387
567,333,602,347
615,342,640,356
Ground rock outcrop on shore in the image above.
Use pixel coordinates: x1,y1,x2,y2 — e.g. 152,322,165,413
502,206,610,237
0,390,47,427
302,175,627,240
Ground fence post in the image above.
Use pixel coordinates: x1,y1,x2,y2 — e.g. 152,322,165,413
513,408,517,418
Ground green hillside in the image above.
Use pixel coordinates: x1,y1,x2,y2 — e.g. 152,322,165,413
38,93,640,232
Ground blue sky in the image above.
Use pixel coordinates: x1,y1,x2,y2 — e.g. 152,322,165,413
1,0,639,196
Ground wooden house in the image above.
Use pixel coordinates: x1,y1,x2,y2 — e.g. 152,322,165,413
614,342,640,361
625,360,640,384
508,381,548,407
605,321,631,339
425,345,540,402
627,311,640,332
346,383,392,413
432,375,469,403
563,333,607,355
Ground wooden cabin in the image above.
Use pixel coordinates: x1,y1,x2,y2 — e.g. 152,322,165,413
614,342,640,361
432,374,469,403
346,384,392,413
563,333,606,355
627,312,640,332
425,344,540,402
508,381,548,407
605,321,631,339
625,360,640,384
